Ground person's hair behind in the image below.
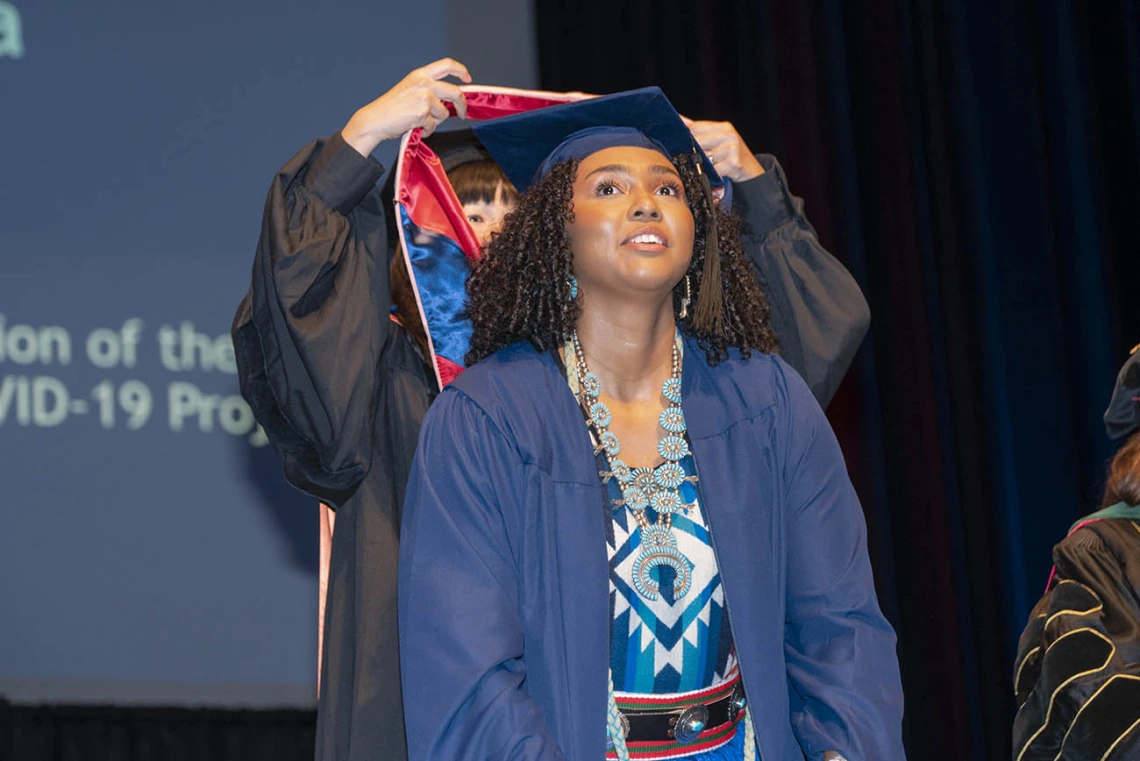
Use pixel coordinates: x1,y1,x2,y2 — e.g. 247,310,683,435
390,247,430,360
449,160,519,206
464,154,777,366
1103,431,1140,507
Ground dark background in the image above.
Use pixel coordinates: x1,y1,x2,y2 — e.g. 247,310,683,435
537,1,1140,759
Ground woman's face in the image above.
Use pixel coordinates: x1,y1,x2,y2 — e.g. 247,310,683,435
567,146,694,302
463,182,516,247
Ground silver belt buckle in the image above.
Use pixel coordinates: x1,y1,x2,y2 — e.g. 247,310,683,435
670,704,709,744
727,683,747,723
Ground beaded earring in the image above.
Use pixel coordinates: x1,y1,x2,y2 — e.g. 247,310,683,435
567,275,579,302
678,275,692,319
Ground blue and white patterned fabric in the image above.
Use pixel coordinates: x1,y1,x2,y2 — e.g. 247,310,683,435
604,453,737,694
562,337,738,696
564,339,748,759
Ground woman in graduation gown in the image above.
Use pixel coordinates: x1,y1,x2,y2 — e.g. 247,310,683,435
1013,347,1140,761
232,60,873,761
398,88,904,760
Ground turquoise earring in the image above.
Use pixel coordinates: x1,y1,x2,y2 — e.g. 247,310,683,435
567,275,579,302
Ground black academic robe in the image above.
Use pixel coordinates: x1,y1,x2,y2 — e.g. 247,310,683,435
1013,515,1140,760
231,132,870,761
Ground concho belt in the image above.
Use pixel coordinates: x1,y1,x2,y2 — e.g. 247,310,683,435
606,675,747,760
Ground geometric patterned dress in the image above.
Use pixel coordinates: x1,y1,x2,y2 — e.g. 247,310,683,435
605,455,739,695
564,349,751,760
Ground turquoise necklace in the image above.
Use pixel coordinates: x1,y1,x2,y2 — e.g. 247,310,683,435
569,329,695,602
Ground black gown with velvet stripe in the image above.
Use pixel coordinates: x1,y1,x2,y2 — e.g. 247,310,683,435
1014,515,1140,760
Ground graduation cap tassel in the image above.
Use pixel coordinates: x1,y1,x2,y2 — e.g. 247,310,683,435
691,166,723,335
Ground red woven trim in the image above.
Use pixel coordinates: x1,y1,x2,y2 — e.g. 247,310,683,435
605,720,739,760
615,676,738,712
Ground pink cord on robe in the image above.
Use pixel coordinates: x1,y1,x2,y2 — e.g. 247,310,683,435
317,502,335,692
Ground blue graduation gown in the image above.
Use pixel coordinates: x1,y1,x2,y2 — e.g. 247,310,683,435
233,134,872,761
398,336,905,761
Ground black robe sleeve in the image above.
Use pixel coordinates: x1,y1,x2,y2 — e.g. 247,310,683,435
1013,520,1140,761
232,132,389,507
732,155,871,408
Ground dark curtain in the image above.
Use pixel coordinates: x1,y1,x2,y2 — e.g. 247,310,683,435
0,700,315,761
535,1,1140,759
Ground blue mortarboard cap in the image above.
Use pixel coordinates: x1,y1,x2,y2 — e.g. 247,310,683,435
471,87,722,193
1106,344,1140,440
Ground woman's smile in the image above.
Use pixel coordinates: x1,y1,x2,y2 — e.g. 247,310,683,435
622,225,670,253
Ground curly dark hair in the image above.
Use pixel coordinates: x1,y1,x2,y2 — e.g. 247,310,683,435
465,154,777,366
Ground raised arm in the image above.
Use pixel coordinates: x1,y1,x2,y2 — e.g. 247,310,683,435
231,59,470,505
688,119,870,407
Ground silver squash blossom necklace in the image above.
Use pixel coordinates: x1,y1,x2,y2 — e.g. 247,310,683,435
570,329,695,602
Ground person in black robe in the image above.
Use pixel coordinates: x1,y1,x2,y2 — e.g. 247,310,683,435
1013,345,1140,760
232,59,871,761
